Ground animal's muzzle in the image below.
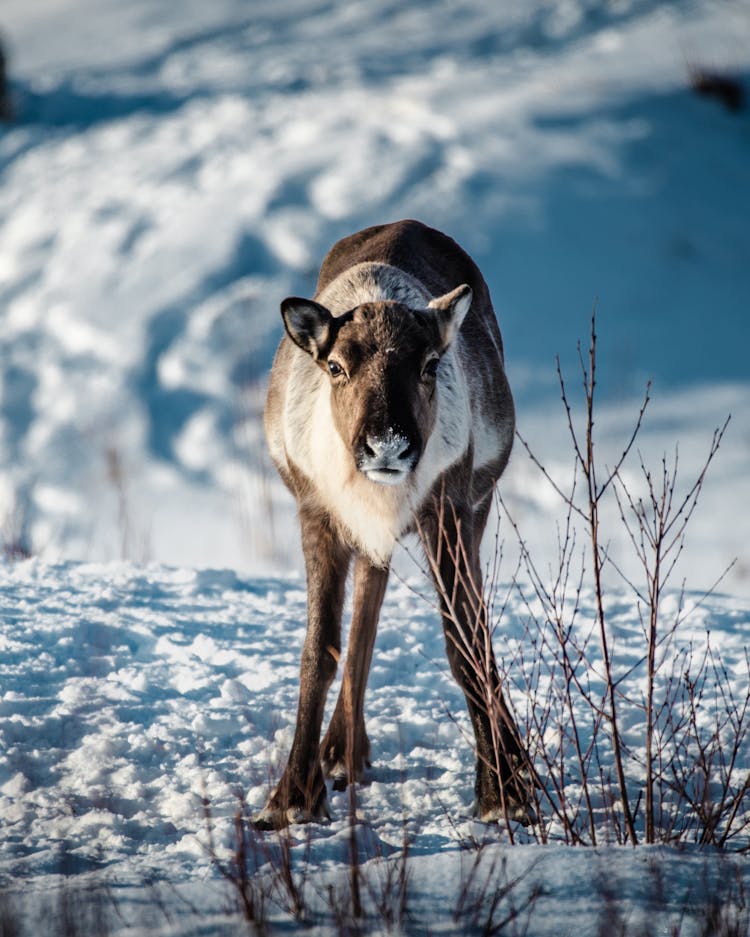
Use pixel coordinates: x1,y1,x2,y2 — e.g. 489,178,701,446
356,431,417,485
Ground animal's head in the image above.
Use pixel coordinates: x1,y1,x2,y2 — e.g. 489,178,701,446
280,285,471,485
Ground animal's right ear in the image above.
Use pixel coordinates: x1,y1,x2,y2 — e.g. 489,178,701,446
281,298,334,359
427,283,472,351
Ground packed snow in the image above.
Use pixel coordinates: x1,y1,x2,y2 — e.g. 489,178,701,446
0,0,749,933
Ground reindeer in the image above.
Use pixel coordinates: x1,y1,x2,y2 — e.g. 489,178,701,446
258,219,532,829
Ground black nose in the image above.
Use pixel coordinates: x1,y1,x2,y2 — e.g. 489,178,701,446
361,434,413,462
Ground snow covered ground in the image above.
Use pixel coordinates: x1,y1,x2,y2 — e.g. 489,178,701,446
0,0,749,932
0,561,747,934
0,0,749,593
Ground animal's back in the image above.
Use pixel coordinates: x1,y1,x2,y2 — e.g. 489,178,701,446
316,219,504,361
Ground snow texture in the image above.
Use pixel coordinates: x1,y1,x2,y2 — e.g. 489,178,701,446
0,560,748,934
0,0,749,932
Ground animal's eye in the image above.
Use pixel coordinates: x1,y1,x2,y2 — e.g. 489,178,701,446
327,360,344,378
422,356,440,379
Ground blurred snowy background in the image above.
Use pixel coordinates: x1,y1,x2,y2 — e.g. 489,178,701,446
1,0,748,593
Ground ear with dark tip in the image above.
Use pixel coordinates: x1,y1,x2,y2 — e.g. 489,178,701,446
281,297,334,359
427,284,472,351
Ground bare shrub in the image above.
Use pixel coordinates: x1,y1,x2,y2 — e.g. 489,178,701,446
1,495,32,561
202,790,311,929
423,313,748,849
501,315,748,848
453,848,543,936
103,444,150,563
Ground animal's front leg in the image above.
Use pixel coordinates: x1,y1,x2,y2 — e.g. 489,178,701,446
321,556,389,789
255,511,351,829
423,501,533,824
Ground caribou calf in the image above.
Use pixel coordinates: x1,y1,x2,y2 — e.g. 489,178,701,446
258,219,531,828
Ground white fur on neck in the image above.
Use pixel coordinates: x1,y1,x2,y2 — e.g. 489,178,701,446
283,358,471,566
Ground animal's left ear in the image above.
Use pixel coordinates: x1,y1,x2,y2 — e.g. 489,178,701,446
427,284,472,351
281,297,335,359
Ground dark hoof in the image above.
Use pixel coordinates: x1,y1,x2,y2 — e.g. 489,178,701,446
475,800,538,827
322,756,371,791
252,797,331,831
320,720,371,786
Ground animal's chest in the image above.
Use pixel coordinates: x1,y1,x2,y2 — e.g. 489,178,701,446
301,386,411,564
281,346,485,564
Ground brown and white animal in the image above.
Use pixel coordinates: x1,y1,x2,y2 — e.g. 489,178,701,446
259,219,531,828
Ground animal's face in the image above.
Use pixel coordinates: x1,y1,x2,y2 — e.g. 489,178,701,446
281,285,471,485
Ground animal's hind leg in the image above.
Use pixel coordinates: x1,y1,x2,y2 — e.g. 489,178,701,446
321,556,389,789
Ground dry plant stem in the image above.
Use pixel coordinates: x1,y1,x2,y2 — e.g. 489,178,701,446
393,726,411,926
610,421,731,842
499,495,600,844
539,500,600,846
713,652,750,849
572,318,638,845
201,793,269,932
232,810,268,932
275,824,307,919
105,445,132,561
419,495,533,838
362,727,412,929
515,316,651,843
534,502,600,844
454,850,543,936
692,647,750,848
345,687,363,919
